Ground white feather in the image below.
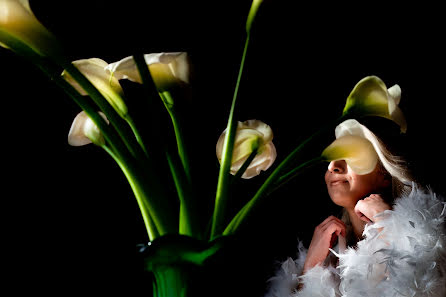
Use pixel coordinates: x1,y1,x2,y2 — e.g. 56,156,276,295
264,185,446,297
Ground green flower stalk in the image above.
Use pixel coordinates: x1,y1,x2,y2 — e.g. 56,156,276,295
211,0,265,239
115,52,199,239
106,52,192,178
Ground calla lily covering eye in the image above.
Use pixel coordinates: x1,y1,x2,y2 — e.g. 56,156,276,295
342,76,407,133
216,119,277,179
322,134,378,175
105,52,190,91
61,58,128,118
68,111,109,146
0,0,59,57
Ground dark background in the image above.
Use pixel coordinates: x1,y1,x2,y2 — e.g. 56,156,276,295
2,1,445,295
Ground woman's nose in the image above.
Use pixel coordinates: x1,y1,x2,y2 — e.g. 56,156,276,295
328,160,346,173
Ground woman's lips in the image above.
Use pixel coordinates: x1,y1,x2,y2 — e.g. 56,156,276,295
330,180,348,186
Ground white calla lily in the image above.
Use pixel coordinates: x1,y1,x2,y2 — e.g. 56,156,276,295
216,119,276,179
0,0,58,56
105,52,190,91
62,58,128,118
332,119,411,183
342,76,407,133
68,111,109,146
322,134,378,175
322,119,384,175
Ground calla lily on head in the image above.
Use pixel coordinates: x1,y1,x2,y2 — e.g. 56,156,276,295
216,119,277,179
68,111,109,146
342,76,407,133
62,58,128,118
105,52,190,92
322,119,379,175
0,0,59,57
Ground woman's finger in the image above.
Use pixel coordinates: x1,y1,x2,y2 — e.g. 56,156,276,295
355,200,373,223
318,215,345,230
323,221,347,238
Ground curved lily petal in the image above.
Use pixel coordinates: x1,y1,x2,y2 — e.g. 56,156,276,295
0,0,58,56
105,52,190,91
68,111,109,146
322,134,378,175
342,76,407,133
216,119,276,179
62,58,128,118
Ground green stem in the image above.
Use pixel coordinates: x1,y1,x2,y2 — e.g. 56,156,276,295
210,34,251,240
231,148,258,182
132,53,157,107
160,91,192,182
222,114,349,235
102,145,159,240
166,151,200,238
267,156,324,197
222,157,323,236
126,115,149,157
35,59,173,238
152,265,190,297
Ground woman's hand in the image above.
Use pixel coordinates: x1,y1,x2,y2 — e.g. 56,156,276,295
302,216,346,274
354,194,391,223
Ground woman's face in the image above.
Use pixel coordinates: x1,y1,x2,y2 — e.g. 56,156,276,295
325,160,390,209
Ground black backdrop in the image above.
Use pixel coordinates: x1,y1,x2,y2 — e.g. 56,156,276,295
2,1,446,295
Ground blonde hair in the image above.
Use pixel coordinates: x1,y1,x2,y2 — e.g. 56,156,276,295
361,127,413,198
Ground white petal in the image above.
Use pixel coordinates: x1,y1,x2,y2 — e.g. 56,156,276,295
68,111,92,146
323,135,378,175
239,119,274,143
387,84,401,105
335,119,367,139
145,52,190,84
68,111,108,146
105,56,142,83
63,58,127,117
216,119,276,179
242,142,277,179
389,105,407,133
332,119,409,179
144,52,185,65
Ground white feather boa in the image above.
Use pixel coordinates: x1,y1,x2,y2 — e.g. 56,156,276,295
265,186,446,297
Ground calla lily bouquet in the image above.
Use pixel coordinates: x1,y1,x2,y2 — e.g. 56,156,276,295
0,0,408,296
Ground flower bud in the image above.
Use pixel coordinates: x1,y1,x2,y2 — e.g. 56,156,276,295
342,76,407,133
216,119,277,179
68,111,109,146
0,0,59,57
246,0,263,33
62,58,128,118
105,52,190,91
